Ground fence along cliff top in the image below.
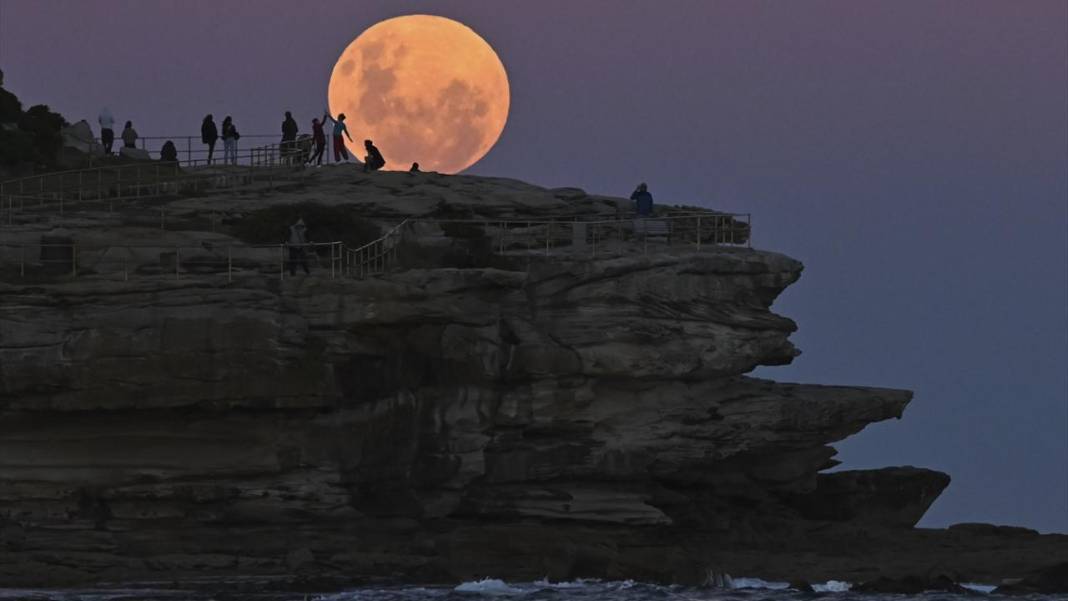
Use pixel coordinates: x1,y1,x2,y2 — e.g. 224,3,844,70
1,140,752,283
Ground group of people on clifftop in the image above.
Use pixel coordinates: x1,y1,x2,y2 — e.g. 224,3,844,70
199,114,240,165
292,109,386,172
97,108,141,156
197,110,387,170
96,108,390,170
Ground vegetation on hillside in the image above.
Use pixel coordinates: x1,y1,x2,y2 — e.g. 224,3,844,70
0,69,69,170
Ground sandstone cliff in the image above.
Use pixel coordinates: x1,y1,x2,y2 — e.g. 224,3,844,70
0,166,1063,589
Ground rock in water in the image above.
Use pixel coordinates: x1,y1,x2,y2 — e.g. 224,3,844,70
995,563,1068,594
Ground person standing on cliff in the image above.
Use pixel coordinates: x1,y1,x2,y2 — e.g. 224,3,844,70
324,110,353,163
201,114,218,165
286,217,311,276
307,116,327,166
631,182,654,217
281,111,299,158
98,108,115,155
221,116,239,165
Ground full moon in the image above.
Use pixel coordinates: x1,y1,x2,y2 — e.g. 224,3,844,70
327,15,510,174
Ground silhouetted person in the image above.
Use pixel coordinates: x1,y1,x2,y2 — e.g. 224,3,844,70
325,111,353,162
409,162,420,173
631,182,653,217
281,111,298,156
98,108,115,155
201,114,218,164
221,116,239,165
159,140,178,162
307,115,327,166
121,121,138,149
363,139,385,172
287,217,311,276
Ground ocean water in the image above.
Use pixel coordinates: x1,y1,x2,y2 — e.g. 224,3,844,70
2,578,1066,601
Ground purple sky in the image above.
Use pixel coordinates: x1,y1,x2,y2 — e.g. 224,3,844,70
2,0,1065,532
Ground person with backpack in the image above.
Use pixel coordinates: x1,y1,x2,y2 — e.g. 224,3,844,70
98,108,115,155
307,115,327,166
363,139,385,172
631,182,654,217
221,116,239,165
201,114,218,164
121,121,138,149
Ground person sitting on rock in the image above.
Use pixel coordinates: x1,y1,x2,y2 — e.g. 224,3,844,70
363,139,385,172
409,162,420,173
121,121,138,149
631,182,654,217
159,140,178,163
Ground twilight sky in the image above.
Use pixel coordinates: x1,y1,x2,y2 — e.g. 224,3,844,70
1,0,1065,532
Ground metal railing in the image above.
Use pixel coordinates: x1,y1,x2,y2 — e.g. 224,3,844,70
343,219,410,278
89,134,281,167
0,241,344,282
1,142,307,224
0,213,751,284
407,212,752,257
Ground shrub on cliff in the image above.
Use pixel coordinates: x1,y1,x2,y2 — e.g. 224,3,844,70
231,202,382,248
0,71,68,169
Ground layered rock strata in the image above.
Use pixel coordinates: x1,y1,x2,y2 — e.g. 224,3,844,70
0,167,1064,589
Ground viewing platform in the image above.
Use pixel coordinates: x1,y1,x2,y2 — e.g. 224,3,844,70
0,153,751,285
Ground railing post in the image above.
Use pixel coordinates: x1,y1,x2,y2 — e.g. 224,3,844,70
696,215,702,250
747,213,752,248
545,222,551,257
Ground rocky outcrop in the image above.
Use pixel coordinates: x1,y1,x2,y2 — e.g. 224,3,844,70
0,166,1064,590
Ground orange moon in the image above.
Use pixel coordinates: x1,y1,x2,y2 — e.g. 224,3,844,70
327,15,510,174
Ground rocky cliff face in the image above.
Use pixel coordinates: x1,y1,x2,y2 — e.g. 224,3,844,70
0,167,1063,589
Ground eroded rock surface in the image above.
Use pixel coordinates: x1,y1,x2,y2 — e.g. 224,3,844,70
0,167,1064,589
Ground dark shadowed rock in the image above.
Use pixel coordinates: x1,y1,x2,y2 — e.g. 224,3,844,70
785,467,950,527
0,167,1065,589
995,563,1068,594
855,574,969,594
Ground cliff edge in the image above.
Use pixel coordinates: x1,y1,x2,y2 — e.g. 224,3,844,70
0,165,1064,589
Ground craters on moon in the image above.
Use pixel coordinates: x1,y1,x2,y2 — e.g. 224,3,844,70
328,15,510,174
